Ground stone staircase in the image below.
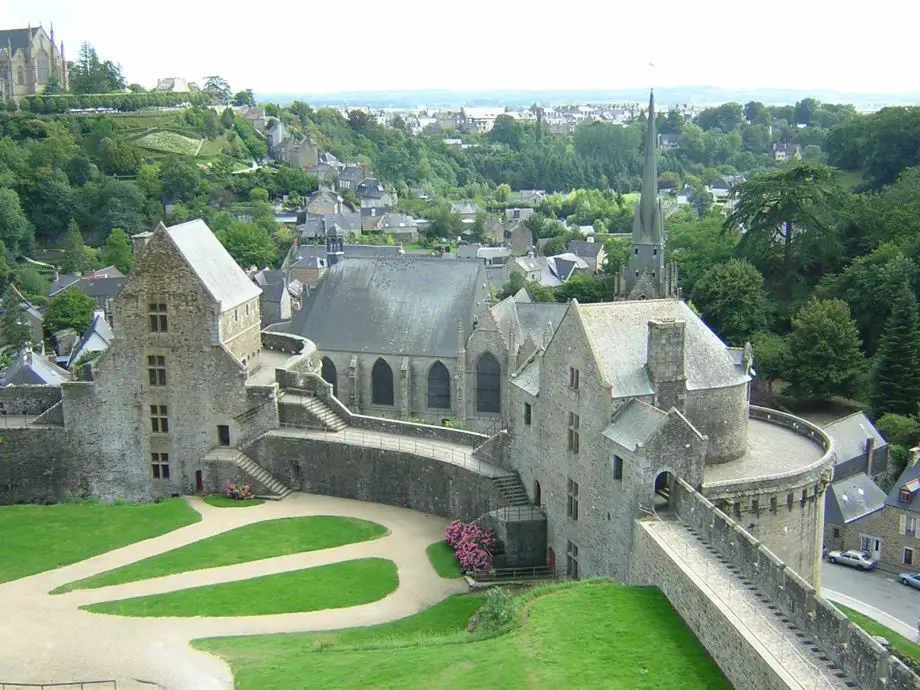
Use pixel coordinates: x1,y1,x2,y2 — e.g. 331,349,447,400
206,448,293,500
283,392,348,431
491,472,530,506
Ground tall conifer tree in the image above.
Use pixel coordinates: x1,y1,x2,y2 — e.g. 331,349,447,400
870,284,920,417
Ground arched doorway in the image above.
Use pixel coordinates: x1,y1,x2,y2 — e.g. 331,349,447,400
427,360,451,409
654,471,675,511
321,357,338,397
371,358,394,405
534,480,542,506
476,352,501,413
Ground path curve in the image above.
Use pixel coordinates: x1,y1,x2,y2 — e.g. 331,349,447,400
0,493,467,689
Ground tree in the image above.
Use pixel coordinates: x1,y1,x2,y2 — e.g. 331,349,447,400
159,157,202,203
61,220,88,274
784,298,866,400
751,330,788,391
203,76,232,104
215,222,278,269
1,298,33,351
690,259,771,345
45,287,96,335
220,107,235,130
665,210,738,296
232,89,256,107
869,285,920,417
100,228,134,274
0,188,31,254
495,183,511,202
555,274,610,303
96,137,141,176
69,42,125,94
42,73,64,95
744,101,771,125
249,187,270,203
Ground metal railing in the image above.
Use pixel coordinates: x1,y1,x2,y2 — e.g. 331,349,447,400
467,565,565,582
0,682,116,689
653,518,842,690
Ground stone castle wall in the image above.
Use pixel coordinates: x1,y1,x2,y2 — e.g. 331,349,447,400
0,428,84,503
0,386,61,415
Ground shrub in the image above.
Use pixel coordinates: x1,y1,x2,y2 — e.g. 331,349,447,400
444,520,496,571
474,586,515,632
226,481,254,500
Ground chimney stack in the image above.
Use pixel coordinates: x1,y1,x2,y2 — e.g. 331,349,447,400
647,318,687,412
131,231,154,262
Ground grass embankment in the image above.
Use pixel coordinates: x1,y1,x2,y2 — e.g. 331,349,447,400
203,495,265,508
836,604,920,667
197,579,730,690
55,516,387,593
0,499,200,584
82,558,398,618
425,541,462,578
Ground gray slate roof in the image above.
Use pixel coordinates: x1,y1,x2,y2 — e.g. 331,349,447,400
516,302,567,341
825,473,886,525
576,299,749,398
602,399,668,451
286,257,489,358
823,412,887,464
0,28,39,53
569,240,603,258
1,348,70,386
163,220,262,311
67,313,114,369
48,275,81,297
886,463,920,515
513,359,540,395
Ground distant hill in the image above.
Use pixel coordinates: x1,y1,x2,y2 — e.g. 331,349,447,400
255,86,920,109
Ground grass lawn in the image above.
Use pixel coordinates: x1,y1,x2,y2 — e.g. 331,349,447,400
0,499,200,584
835,604,920,667
194,593,484,662
55,516,387,593
203,495,265,508
425,541,462,578
197,580,730,690
82,558,398,618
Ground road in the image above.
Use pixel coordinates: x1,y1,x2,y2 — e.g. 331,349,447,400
822,560,920,638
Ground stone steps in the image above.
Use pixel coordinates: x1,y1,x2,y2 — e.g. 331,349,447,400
289,394,348,431
491,473,531,506
233,453,293,500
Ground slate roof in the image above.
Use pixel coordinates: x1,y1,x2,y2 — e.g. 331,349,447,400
79,277,126,299
290,244,402,267
340,166,366,182
516,302,567,341
823,412,887,464
66,313,114,369
569,240,603,258
1,348,70,386
48,275,81,297
357,178,385,197
548,253,589,282
886,463,920,514
602,399,668,451
513,358,541,395
162,220,262,311
0,28,38,54
376,213,417,230
576,299,749,397
825,473,886,525
286,257,489,358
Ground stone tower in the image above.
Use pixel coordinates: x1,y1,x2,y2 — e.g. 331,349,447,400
621,90,677,300
326,224,344,267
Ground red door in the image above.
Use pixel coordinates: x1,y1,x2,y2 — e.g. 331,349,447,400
195,470,204,493
547,547,556,570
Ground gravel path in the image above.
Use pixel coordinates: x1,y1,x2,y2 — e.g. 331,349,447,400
0,493,467,689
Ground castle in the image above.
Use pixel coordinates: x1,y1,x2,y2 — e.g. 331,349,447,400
0,24,68,102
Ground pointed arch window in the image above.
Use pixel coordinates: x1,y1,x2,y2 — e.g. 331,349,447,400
321,357,338,397
476,352,501,413
17,68,24,85
37,53,50,83
371,358,394,406
427,360,451,409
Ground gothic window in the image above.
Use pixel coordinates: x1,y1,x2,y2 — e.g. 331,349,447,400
149,303,167,333
371,358,394,406
147,355,166,386
476,352,501,413
151,453,170,479
321,357,338,398
427,360,451,409
37,53,49,84
17,68,24,85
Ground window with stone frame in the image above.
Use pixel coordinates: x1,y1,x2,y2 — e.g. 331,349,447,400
567,412,580,453
613,455,623,480
151,452,170,479
569,367,579,390
566,540,579,579
427,360,451,409
905,547,915,566
37,53,50,84
567,478,579,520
149,302,168,333
17,68,24,85
523,402,532,426
147,355,167,386
150,405,169,434
371,357,394,406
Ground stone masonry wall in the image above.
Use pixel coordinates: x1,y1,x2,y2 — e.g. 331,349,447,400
0,386,62,415
0,428,85,504
247,433,508,521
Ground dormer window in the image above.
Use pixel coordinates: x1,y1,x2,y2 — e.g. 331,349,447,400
900,478,920,503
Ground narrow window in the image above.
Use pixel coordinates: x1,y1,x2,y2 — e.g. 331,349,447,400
653,248,658,256
567,412,580,453
217,425,231,447
523,402,532,426
833,527,841,538
147,355,166,386
151,453,170,479
905,548,915,566
150,405,169,434
751,498,759,514
569,367,579,390
149,303,167,333
567,478,579,520
770,496,777,513
786,493,793,511
613,455,623,480
633,248,639,255
566,540,579,579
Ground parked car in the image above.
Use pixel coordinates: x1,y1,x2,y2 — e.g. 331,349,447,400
899,572,920,589
827,550,878,570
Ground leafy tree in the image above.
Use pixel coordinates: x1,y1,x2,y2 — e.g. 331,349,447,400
61,220,88,274
100,228,134,274
751,330,788,390
159,157,202,203
215,221,278,269
45,287,96,335
249,187,270,203
42,73,64,95
869,285,920,417
744,101,771,125
495,183,511,202
876,413,920,448
690,259,771,345
127,83,146,93
1,297,32,351
696,103,744,132
96,137,141,176
69,43,125,94
555,274,610,303
0,187,31,254
232,89,256,107
666,210,738,296
783,298,866,400
15,265,48,299
203,76,232,104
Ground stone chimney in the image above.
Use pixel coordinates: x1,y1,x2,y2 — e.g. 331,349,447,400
647,318,687,412
131,231,154,262
865,437,876,476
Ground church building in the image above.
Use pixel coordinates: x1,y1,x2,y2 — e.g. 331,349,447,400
0,24,68,102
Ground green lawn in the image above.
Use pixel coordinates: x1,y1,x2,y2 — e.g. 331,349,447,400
197,580,730,690
426,541,462,578
0,499,200,584
195,593,484,661
836,604,920,667
203,495,265,508
82,558,398,618
55,516,387,593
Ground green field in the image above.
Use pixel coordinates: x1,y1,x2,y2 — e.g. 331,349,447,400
198,580,730,690
55,516,387,593
83,558,398,617
0,499,200,584
836,604,920,667
203,495,265,508
425,541,462,578
133,130,203,155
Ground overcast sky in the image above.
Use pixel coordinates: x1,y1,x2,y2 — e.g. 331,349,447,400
7,1,919,95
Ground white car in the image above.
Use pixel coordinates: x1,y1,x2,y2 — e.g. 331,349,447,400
827,550,878,571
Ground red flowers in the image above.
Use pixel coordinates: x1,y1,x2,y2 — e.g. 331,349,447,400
226,481,254,500
445,520,496,572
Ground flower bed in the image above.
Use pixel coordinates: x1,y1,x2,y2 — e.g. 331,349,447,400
226,481,255,501
134,130,203,155
444,520,496,572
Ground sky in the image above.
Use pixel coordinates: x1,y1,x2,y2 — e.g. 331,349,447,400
6,1,920,96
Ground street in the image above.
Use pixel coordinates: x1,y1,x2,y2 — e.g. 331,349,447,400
822,561,920,638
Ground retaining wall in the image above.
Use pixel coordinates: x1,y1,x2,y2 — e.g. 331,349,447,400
0,427,85,503
0,386,62,415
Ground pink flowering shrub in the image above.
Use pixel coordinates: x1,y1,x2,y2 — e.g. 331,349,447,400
226,481,254,500
444,520,496,571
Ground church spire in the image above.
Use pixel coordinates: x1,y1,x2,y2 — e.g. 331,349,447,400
632,90,662,246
